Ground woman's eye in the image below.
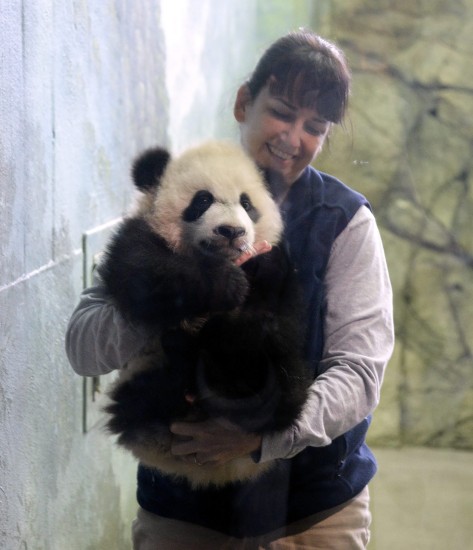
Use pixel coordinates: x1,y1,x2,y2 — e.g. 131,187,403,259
306,126,322,136
305,124,327,137
269,108,292,121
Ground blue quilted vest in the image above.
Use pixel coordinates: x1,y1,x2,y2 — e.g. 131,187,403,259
136,166,375,537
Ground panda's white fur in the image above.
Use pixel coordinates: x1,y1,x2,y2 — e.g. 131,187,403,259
101,140,309,488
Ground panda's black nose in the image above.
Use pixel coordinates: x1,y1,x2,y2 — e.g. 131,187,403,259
215,225,246,240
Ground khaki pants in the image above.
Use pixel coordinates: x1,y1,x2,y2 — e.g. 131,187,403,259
132,486,371,549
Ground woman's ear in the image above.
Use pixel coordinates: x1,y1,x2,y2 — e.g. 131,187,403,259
234,84,252,122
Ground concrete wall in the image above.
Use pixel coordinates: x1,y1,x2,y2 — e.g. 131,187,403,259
0,1,313,548
1,2,168,548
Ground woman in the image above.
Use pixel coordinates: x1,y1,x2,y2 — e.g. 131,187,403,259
66,30,394,549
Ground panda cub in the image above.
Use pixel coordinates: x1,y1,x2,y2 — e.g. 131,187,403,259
100,140,310,488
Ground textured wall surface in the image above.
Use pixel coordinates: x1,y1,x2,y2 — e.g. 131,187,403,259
314,0,473,449
0,2,168,548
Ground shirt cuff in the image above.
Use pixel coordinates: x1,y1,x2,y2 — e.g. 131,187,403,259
257,426,296,463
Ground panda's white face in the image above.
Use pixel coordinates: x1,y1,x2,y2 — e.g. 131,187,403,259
145,141,283,259
181,189,259,259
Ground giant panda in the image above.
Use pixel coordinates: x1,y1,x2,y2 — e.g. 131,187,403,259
99,140,310,488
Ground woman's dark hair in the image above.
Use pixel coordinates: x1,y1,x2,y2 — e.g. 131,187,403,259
247,30,351,124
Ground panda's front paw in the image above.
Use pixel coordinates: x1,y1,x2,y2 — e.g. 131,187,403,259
241,245,291,282
207,261,249,312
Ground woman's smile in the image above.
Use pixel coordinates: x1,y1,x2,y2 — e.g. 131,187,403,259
266,143,297,162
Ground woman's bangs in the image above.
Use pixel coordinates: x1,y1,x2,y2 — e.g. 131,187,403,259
268,69,320,109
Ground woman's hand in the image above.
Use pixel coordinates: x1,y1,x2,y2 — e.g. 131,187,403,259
234,240,272,266
170,417,262,467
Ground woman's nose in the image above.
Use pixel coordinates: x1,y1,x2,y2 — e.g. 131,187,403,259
282,122,303,148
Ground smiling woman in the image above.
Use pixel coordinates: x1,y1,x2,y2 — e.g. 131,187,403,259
233,32,350,191
234,85,330,188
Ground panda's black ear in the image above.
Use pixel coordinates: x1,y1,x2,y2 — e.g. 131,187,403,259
131,147,171,191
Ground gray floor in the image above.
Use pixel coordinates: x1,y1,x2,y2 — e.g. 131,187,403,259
368,447,473,549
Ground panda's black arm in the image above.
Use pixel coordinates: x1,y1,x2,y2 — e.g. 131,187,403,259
240,243,302,318
98,218,249,326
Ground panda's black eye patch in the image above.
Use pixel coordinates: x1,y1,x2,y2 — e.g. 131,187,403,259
240,193,260,223
183,190,215,222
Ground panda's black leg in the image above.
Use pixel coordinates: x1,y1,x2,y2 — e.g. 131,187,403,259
196,310,310,433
